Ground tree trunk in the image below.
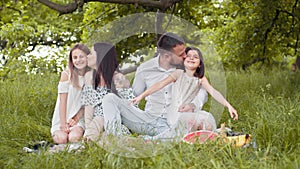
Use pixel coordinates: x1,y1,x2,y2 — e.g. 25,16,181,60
296,56,300,69
155,10,164,42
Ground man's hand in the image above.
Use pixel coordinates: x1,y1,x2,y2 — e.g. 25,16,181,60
178,103,195,112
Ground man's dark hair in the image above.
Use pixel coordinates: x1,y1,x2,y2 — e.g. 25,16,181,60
157,32,185,53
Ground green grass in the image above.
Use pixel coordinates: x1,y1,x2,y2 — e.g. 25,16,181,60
0,70,299,169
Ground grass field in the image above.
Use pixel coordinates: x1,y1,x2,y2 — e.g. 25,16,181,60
0,69,299,169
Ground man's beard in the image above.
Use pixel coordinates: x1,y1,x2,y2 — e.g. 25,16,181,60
169,57,184,69
176,63,184,69
170,61,184,69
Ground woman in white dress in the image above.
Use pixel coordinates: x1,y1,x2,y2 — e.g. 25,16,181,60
131,46,238,140
51,44,90,144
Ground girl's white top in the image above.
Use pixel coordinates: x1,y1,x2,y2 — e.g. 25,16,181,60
167,70,216,131
167,70,200,126
51,71,85,134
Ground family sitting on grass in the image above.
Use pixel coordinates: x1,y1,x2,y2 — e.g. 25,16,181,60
50,32,238,146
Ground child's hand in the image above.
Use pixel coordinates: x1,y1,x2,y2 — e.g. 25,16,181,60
60,124,70,133
130,96,142,105
228,106,238,120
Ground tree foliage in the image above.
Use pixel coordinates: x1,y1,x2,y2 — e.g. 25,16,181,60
213,0,300,69
0,0,83,78
0,0,299,79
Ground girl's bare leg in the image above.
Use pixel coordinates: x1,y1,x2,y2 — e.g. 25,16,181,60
52,130,68,144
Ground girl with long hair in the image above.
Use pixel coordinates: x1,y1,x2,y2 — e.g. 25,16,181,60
51,44,90,144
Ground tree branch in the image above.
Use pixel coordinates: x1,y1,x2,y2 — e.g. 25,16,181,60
294,33,299,55
28,36,69,52
163,3,175,31
0,40,7,50
38,0,82,15
119,65,138,74
6,6,22,15
38,0,182,14
262,9,280,57
242,57,266,70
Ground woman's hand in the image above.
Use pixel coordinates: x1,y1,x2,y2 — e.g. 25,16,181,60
228,106,238,120
68,118,77,127
68,109,83,127
59,123,70,133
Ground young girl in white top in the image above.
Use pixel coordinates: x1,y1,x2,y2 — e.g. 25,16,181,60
51,44,90,144
132,47,238,139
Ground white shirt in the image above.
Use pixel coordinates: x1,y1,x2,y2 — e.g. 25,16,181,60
132,56,208,117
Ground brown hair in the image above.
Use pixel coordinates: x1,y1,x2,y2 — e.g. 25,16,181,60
68,44,90,89
185,46,205,78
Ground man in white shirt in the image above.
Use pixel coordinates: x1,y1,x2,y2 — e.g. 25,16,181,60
102,32,208,137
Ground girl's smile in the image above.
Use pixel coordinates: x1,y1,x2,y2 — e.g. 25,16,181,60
72,49,88,70
184,50,201,70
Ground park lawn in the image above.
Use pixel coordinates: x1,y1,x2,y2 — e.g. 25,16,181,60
0,69,299,169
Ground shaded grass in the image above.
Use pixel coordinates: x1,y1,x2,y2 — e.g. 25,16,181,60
0,70,299,169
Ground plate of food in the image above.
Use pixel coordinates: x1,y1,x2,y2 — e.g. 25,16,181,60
182,130,219,144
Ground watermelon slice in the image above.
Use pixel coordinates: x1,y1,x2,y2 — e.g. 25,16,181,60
182,130,219,144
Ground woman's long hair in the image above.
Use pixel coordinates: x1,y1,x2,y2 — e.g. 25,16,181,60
185,47,205,78
93,42,119,94
68,44,90,89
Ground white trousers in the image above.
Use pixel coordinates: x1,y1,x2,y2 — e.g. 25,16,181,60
102,93,169,136
103,93,216,141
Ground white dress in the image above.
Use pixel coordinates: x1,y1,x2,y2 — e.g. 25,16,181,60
50,72,85,134
167,70,216,131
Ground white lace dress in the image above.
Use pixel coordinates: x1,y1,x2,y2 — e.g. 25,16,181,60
51,74,85,134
